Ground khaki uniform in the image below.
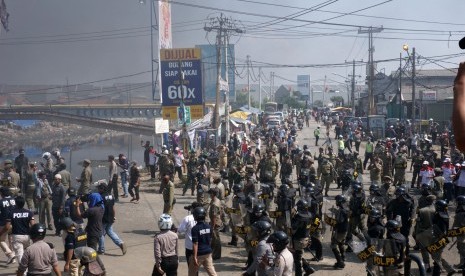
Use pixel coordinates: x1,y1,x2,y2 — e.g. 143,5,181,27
218,147,228,171
263,157,279,181
319,160,336,195
8,170,20,196
393,155,407,186
381,152,393,178
209,197,223,260
77,166,92,196
453,211,465,266
368,161,382,185
162,181,175,215
415,204,435,266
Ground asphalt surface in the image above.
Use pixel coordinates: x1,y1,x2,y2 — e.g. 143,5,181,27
0,118,462,276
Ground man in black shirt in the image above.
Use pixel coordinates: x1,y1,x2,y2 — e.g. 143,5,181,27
0,196,34,264
188,207,217,276
0,186,16,264
63,187,85,229
63,217,87,275
75,193,104,251
51,174,66,236
96,182,127,255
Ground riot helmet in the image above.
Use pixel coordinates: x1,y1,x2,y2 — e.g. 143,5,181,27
457,195,465,210
385,220,400,233
278,184,289,196
232,183,243,194
251,221,272,240
395,186,407,198
368,209,382,224
435,200,448,213
252,203,265,217
296,199,309,213
421,182,432,196
335,194,347,207
192,207,206,222
266,231,289,252
30,223,46,240
369,184,380,195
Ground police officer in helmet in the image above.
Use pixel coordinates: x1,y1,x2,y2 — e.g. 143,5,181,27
17,223,62,276
265,231,294,275
243,221,273,276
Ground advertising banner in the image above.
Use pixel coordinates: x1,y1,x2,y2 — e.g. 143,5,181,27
158,0,172,49
160,48,204,119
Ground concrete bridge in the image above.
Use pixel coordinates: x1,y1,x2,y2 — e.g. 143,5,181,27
0,105,157,136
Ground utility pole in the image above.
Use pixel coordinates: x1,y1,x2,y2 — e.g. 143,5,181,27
323,75,327,106
399,52,402,120
351,60,356,115
358,26,383,116
204,13,243,130
412,47,416,129
258,67,262,111
270,72,274,101
247,55,251,109
224,35,230,143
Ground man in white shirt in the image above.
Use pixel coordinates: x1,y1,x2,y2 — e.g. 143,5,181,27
173,148,185,182
178,201,200,269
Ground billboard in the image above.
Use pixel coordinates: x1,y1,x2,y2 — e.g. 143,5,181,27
297,75,310,97
196,44,236,102
160,48,204,119
421,90,437,102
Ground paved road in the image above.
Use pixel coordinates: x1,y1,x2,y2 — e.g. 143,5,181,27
0,119,461,275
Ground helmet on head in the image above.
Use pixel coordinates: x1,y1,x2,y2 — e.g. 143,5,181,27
279,184,289,195
435,200,448,213
421,183,432,196
369,209,382,221
74,247,98,264
252,203,265,217
305,186,315,196
219,170,227,177
232,183,243,194
385,220,400,233
457,195,465,207
62,217,75,230
192,207,206,221
251,221,272,240
352,184,363,194
267,231,289,252
395,187,406,197
42,152,51,159
296,199,309,213
30,223,46,240
158,213,173,230
335,194,347,207
67,187,77,197
369,184,380,193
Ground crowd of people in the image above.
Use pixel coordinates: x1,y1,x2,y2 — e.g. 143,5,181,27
1,94,465,275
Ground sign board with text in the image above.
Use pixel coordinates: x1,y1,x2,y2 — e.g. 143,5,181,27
154,118,169,134
421,90,437,102
162,105,204,120
160,48,204,119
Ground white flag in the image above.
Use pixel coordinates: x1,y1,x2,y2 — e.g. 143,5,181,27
219,77,229,92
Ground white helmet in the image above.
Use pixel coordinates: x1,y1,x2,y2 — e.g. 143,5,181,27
158,213,173,230
42,152,51,159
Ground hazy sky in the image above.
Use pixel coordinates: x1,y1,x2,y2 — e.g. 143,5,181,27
0,0,464,88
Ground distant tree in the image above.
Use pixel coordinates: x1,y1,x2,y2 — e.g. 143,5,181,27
233,92,257,109
313,100,323,108
330,96,344,107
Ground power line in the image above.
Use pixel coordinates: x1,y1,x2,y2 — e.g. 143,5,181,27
0,70,152,95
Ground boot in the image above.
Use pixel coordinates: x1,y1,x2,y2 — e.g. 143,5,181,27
332,248,345,269
338,244,346,262
228,236,238,247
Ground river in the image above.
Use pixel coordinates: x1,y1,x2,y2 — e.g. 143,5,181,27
1,133,154,183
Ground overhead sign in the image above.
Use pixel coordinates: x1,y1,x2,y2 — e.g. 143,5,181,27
297,75,310,97
177,106,191,126
162,105,204,120
160,48,203,107
421,90,437,102
154,118,169,134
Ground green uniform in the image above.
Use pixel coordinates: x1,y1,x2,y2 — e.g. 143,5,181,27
162,180,175,215
393,155,407,186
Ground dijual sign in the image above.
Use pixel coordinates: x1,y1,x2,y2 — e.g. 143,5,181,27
160,48,203,107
